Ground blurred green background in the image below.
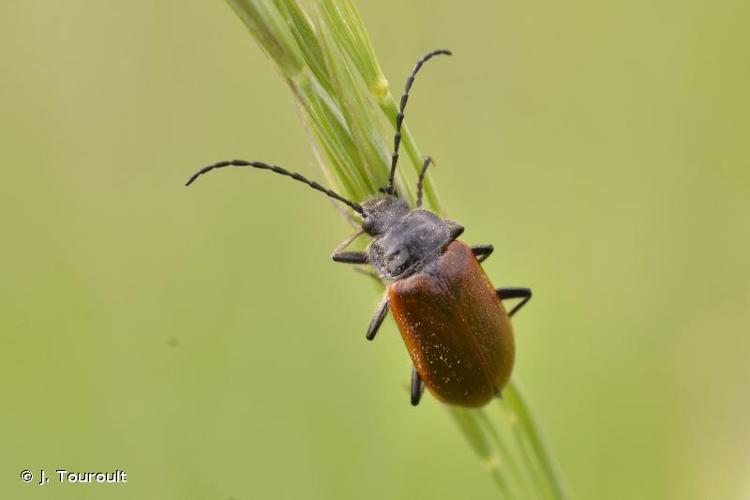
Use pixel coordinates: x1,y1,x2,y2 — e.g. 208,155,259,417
1,1,749,499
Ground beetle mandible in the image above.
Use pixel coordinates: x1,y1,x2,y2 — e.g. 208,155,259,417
186,49,532,407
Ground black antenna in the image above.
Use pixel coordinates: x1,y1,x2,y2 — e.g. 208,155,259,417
186,160,365,215
415,156,434,208
385,49,452,195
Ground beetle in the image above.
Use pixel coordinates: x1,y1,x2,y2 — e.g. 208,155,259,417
186,49,532,407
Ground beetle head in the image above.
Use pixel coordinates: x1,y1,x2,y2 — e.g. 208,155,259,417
360,195,410,236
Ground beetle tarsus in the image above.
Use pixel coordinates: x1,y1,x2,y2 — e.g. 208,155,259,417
332,251,368,264
410,367,424,406
497,287,532,317
446,220,464,240
366,295,390,341
471,244,494,263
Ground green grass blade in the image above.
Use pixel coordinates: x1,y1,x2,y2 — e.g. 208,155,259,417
272,0,333,95
226,0,304,77
504,382,571,500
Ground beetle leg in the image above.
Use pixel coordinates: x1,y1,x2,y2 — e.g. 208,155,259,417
410,367,425,406
332,251,368,264
366,294,390,341
471,244,494,263
445,220,464,240
496,287,532,317
352,266,382,284
331,230,369,264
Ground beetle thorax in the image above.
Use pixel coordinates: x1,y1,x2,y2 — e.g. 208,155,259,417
361,197,453,280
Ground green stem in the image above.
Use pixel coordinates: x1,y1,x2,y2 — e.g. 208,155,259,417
504,383,571,500
448,408,514,498
475,407,538,499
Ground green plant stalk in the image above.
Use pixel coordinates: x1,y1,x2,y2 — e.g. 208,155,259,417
448,407,513,497
504,383,570,499
224,1,568,498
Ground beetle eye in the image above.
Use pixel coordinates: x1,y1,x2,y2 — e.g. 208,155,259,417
362,217,374,233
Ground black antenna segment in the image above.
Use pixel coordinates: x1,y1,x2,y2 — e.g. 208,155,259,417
385,49,452,196
186,160,365,215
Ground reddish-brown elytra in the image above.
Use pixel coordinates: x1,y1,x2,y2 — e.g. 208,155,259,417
389,240,515,407
186,49,531,407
